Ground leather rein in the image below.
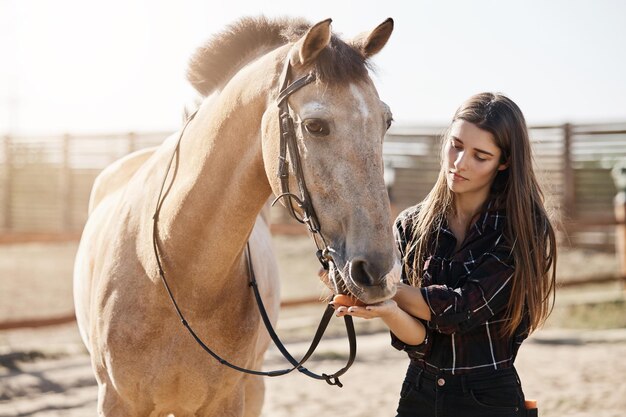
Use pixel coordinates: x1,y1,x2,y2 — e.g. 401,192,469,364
151,58,356,387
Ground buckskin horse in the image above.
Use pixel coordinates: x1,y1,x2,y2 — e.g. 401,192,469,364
73,16,400,416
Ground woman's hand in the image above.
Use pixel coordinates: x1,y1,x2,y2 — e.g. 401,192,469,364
332,299,400,320
331,297,427,346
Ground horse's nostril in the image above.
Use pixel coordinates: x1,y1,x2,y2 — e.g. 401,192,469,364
350,259,375,286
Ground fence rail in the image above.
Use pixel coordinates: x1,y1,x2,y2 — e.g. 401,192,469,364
1,123,625,250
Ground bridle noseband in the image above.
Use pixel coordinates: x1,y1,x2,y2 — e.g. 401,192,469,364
151,58,356,387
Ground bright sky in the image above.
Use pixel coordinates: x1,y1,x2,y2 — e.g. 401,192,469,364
1,0,625,135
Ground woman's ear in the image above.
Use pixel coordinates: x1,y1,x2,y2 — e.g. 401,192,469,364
497,161,510,171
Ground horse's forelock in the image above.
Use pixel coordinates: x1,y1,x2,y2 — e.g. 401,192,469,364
314,35,371,85
186,16,370,96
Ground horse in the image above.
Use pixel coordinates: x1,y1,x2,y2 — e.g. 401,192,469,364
73,16,400,417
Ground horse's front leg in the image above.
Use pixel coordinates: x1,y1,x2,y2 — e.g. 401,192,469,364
97,380,151,417
243,374,266,417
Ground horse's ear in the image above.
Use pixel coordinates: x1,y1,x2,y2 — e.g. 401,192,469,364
291,18,332,67
351,18,394,58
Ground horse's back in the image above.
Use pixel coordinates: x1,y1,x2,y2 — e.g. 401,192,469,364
88,146,158,214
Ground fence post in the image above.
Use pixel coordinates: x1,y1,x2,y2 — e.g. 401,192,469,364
60,133,72,231
2,135,12,231
128,131,136,154
562,123,575,221
612,162,626,287
615,193,626,286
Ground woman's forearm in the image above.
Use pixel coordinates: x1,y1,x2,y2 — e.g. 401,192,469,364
381,307,426,346
393,282,432,321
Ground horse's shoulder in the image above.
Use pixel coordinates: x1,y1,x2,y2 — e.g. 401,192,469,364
88,146,157,214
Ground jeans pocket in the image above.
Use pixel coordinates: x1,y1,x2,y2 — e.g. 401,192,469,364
469,385,522,413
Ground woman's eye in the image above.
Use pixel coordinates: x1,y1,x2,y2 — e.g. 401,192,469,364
475,155,487,161
303,119,329,136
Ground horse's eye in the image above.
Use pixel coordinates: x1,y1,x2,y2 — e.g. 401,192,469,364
386,117,394,130
303,119,329,136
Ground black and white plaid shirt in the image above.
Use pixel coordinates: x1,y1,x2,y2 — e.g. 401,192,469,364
391,202,530,375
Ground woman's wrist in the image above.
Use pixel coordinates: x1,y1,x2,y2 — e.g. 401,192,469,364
393,283,431,321
377,299,401,320
382,305,426,345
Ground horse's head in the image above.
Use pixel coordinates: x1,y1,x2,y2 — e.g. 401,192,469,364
261,19,400,304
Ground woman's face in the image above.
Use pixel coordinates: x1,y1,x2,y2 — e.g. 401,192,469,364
444,120,508,197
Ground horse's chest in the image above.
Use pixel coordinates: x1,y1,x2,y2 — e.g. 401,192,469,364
97,308,258,402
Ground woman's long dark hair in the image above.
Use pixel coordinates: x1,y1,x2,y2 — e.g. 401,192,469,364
403,92,557,336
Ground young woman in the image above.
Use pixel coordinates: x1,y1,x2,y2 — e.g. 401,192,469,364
334,92,556,417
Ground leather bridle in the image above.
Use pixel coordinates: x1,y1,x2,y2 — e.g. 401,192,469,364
151,57,356,387
272,59,334,270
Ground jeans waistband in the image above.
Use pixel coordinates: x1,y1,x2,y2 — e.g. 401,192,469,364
406,363,520,391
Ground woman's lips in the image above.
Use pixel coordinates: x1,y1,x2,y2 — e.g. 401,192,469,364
450,172,468,181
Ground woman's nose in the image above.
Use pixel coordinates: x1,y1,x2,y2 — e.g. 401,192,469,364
454,151,466,170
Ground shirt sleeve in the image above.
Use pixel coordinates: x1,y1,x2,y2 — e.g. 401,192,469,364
389,319,430,354
421,245,515,335
391,208,430,352
393,207,417,284
393,209,410,255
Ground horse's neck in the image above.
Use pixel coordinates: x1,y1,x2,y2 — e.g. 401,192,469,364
147,60,280,295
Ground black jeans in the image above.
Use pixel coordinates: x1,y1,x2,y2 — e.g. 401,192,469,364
395,364,538,417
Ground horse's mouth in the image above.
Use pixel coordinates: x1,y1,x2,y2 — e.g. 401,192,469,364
320,261,355,299
325,260,399,304
328,264,351,296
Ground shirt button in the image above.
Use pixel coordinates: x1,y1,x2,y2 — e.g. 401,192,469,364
437,378,445,386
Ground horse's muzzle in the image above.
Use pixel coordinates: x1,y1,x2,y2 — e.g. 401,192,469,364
328,258,400,304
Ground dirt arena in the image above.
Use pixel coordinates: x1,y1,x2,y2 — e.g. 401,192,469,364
1,318,625,417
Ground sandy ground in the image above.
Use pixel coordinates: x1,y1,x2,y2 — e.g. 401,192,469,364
0,238,625,416
1,319,626,417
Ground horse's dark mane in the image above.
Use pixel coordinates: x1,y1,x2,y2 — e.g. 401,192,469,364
187,16,370,96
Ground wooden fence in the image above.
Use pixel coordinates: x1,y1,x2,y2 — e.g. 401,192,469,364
1,123,625,250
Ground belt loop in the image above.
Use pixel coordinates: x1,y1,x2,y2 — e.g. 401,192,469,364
415,369,423,390
512,366,522,386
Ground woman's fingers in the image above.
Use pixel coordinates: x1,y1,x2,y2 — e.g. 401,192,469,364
335,300,398,318
335,305,377,319
335,306,348,317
